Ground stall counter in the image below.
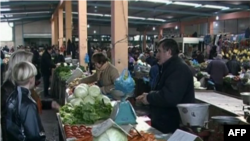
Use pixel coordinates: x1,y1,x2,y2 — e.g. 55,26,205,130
195,90,249,124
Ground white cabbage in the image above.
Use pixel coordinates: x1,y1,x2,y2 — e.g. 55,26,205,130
93,128,127,141
89,85,101,97
74,85,88,99
194,81,201,88
83,95,95,105
70,98,83,106
67,94,75,102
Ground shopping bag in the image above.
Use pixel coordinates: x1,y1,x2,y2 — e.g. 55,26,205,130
114,69,135,94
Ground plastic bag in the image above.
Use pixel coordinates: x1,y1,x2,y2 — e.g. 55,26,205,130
114,69,135,94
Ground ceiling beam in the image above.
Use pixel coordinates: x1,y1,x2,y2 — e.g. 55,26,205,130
73,16,164,25
0,9,53,14
84,2,213,16
1,15,51,22
51,0,65,21
132,4,164,16
0,1,59,7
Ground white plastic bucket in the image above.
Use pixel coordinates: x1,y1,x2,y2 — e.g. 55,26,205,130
177,103,209,127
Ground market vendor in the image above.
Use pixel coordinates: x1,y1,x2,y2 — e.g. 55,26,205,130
136,39,195,133
80,52,119,95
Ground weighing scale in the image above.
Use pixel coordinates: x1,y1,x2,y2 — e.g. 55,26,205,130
110,90,137,125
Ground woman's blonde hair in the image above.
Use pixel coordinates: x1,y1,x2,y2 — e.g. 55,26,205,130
4,50,33,83
12,61,37,86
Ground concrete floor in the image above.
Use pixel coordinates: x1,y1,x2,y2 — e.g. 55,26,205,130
36,79,59,141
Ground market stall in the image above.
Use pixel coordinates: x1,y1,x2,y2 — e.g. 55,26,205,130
55,77,170,141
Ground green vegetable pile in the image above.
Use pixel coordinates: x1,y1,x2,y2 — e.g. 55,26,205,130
54,63,71,81
60,100,112,125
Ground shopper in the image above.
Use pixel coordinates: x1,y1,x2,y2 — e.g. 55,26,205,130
80,53,119,95
207,54,228,91
226,55,241,75
41,46,56,97
5,61,46,141
136,39,195,133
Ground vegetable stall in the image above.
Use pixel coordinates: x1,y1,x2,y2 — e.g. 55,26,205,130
55,75,169,141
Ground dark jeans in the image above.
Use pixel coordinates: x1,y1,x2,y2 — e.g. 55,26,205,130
43,75,50,97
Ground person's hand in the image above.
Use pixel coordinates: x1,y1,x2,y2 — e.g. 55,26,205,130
51,101,61,110
136,93,149,105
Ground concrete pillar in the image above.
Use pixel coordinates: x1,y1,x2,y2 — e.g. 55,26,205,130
209,21,214,35
158,29,163,40
111,0,128,73
58,8,64,47
78,0,88,67
143,31,147,51
51,20,55,45
65,1,72,42
54,12,59,46
180,23,185,37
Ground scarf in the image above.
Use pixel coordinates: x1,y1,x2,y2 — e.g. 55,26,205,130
96,62,109,81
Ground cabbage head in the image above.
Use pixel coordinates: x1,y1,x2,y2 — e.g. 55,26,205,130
89,85,101,97
83,95,95,105
70,98,83,106
93,128,128,141
74,85,88,99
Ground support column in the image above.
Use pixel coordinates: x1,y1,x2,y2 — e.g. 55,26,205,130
51,20,55,45
209,21,214,35
180,23,185,37
111,0,128,73
158,29,163,40
78,0,88,67
58,8,64,47
54,12,59,46
143,30,147,51
65,1,72,42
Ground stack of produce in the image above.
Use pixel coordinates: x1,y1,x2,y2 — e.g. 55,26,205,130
64,125,92,140
193,77,201,88
60,84,112,125
54,63,85,81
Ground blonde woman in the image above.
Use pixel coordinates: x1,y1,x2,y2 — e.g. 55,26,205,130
5,61,46,141
1,50,59,141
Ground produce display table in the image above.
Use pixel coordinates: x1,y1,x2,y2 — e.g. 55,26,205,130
56,113,164,141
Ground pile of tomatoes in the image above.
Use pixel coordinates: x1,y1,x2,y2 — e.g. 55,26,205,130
64,125,92,140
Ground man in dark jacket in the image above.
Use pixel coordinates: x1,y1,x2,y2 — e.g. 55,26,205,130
207,54,228,91
136,39,195,133
41,46,56,97
226,55,241,75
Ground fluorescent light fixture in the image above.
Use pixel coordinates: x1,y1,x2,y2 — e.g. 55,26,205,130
93,30,96,34
87,24,90,28
175,26,178,30
140,0,173,4
216,16,219,20
147,18,166,22
173,2,202,7
129,16,145,20
0,8,11,11
203,5,230,10
94,6,97,8
152,27,155,30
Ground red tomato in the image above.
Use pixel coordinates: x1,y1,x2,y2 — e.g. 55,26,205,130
64,125,71,129
71,126,79,130
79,128,86,132
80,125,86,128
66,131,74,135
74,132,82,136
86,127,92,130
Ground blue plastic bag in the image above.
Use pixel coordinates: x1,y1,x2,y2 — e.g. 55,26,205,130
114,69,135,94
